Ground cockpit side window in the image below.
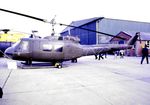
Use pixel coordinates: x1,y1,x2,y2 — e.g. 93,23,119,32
17,41,29,52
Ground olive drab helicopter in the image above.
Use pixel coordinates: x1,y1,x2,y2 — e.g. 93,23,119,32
0,8,139,68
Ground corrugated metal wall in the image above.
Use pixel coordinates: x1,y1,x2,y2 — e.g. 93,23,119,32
97,18,150,43
61,17,150,45
99,18,150,35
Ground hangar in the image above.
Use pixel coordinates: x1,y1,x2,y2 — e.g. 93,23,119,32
60,17,150,45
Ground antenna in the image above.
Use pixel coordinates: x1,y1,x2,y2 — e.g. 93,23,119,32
30,30,38,38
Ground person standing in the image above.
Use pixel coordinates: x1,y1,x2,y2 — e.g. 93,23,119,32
114,51,119,59
98,53,104,60
141,44,149,64
95,53,104,60
0,87,3,98
120,50,124,58
95,54,98,60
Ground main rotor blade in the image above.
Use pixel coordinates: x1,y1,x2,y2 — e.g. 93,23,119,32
0,29,10,32
0,8,46,22
0,8,125,39
59,23,125,40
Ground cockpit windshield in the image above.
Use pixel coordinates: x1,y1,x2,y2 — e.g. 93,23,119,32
12,41,20,48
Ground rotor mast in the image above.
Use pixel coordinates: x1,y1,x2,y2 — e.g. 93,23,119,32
50,15,56,36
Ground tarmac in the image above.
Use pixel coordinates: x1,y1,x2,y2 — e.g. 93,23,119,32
0,55,150,105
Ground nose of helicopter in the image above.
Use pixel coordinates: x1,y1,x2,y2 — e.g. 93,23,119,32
4,47,14,59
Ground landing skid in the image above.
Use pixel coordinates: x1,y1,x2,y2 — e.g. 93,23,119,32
18,62,64,69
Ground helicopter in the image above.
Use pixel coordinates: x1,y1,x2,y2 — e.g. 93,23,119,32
0,8,139,68
0,29,28,56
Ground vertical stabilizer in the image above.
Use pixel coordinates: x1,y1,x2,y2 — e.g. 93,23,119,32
127,32,139,45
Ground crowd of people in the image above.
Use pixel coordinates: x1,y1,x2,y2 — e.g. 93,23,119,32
95,50,125,61
94,45,149,64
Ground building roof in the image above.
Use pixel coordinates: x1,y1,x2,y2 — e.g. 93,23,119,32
61,17,104,33
110,31,131,42
111,31,150,41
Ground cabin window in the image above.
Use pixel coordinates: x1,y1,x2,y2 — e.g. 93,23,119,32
42,43,63,52
42,44,53,51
